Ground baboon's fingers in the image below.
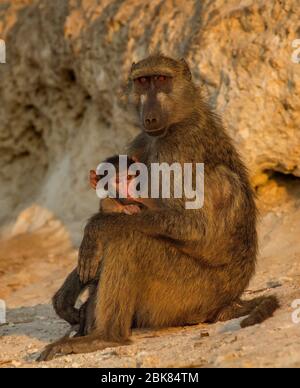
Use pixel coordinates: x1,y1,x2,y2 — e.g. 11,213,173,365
37,344,63,362
37,338,77,362
87,261,99,283
78,221,103,284
78,256,85,283
89,170,98,189
78,255,98,284
78,239,90,284
79,259,92,284
78,255,90,284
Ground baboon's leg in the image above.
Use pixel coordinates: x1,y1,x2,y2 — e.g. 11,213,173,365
38,235,139,361
52,225,103,326
52,268,82,325
38,229,220,362
77,283,98,337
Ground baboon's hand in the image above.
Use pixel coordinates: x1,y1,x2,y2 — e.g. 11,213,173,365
122,205,141,215
78,235,102,284
90,170,99,190
78,251,100,285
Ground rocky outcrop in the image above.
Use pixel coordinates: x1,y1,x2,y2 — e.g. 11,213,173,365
0,0,299,236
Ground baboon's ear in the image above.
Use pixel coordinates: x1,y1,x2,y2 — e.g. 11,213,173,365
180,58,192,80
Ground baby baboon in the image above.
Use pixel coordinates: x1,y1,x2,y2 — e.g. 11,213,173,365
52,155,159,336
90,154,158,215
39,54,279,361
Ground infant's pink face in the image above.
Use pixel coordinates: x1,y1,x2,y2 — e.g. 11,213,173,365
110,170,135,198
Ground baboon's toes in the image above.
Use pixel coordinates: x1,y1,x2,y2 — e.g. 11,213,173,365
37,344,64,362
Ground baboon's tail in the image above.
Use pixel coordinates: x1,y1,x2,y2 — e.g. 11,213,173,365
214,295,280,328
240,295,280,328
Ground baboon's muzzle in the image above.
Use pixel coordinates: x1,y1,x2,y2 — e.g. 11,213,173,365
142,96,166,135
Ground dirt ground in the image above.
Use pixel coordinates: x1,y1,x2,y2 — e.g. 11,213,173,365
0,177,300,368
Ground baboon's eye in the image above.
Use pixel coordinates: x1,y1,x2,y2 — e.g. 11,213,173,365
137,77,149,84
153,75,172,90
155,75,167,82
134,77,150,89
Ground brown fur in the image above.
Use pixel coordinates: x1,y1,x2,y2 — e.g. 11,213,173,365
52,161,159,335
39,54,278,361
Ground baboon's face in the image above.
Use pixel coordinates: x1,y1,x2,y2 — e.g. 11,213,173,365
130,57,194,137
132,74,174,137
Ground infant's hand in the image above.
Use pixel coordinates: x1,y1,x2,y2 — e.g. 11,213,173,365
89,170,99,190
122,205,141,215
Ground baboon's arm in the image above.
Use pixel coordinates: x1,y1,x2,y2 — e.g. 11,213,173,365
127,210,204,241
89,209,205,242
78,209,205,284
78,210,204,284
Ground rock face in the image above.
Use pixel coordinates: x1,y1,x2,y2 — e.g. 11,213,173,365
0,0,299,235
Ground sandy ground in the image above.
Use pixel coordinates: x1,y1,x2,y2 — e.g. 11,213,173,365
0,178,300,368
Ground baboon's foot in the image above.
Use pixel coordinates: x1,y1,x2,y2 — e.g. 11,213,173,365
37,336,128,362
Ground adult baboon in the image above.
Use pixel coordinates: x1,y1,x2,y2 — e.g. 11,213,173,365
39,54,278,361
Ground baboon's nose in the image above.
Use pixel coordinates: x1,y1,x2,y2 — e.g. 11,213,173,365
144,115,161,131
145,118,157,125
